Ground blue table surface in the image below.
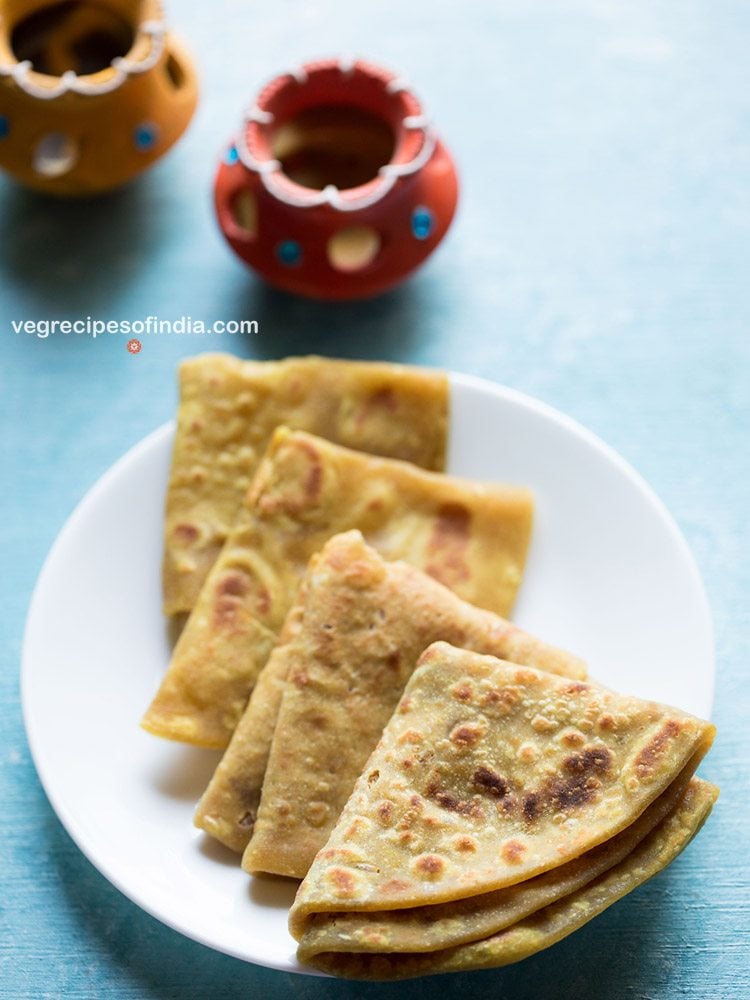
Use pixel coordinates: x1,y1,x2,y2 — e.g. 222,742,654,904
1,1,749,997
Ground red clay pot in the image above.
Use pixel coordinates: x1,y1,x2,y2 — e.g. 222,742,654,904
214,57,459,300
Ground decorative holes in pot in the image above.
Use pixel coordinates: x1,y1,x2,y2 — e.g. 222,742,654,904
32,132,79,177
327,226,381,272
232,191,258,237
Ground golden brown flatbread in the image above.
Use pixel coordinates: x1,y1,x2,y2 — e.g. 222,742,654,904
296,754,704,960
163,354,448,614
190,597,304,851
289,642,715,927
296,777,718,979
195,531,585,860
143,429,534,748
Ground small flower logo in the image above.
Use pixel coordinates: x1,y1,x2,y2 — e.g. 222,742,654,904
127,338,142,355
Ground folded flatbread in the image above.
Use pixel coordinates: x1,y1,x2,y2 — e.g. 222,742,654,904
296,749,701,958
296,777,718,979
195,531,585,860
143,429,534,748
290,642,715,928
163,354,449,614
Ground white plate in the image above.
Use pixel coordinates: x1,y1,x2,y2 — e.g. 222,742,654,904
21,372,714,974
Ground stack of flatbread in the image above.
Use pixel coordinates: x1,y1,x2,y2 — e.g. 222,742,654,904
142,353,717,980
288,643,717,979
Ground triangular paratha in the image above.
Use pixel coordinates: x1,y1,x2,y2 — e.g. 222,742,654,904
195,531,585,861
296,777,718,978
295,742,705,958
290,643,715,925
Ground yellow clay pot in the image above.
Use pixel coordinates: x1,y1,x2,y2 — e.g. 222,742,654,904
0,0,197,195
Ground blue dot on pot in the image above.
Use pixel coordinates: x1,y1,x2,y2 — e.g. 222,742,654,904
134,123,159,151
411,206,434,240
276,239,302,266
0,116,9,140
224,145,239,165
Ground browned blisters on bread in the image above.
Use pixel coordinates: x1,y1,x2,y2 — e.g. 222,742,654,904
398,696,414,714
306,458,323,501
472,765,511,799
426,783,484,819
352,386,400,431
545,744,612,812
454,835,478,853
376,800,395,826
480,685,521,714
565,682,590,694
514,667,542,686
451,683,474,703
344,818,368,840
522,792,541,822
431,789,461,811
397,729,424,746
291,669,309,689
212,571,252,628
449,722,485,747
635,719,683,778
217,571,249,598
256,587,271,616
597,712,617,732
531,714,557,733
561,728,586,748
305,801,330,827
212,596,241,628
425,502,471,586
501,839,527,864
414,853,446,878
382,878,410,893
396,796,425,836
294,438,324,504
564,745,613,775
173,522,200,543
431,502,471,544
327,867,357,896
371,386,399,412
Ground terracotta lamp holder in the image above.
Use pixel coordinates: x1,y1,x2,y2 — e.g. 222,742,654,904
0,0,197,195
215,57,459,300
